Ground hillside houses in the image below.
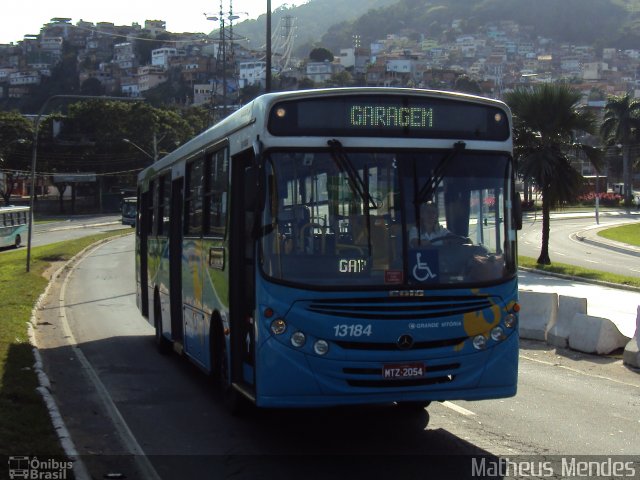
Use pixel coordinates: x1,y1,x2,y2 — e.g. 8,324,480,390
1,16,640,110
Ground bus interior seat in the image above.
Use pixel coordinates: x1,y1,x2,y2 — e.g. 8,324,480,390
278,205,310,254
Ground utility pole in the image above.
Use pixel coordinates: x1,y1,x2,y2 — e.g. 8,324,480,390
266,0,272,93
207,0,241,121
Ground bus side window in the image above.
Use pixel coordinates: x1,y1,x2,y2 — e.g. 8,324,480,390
147,180,155,235
203,148,228,237
185,158,204,236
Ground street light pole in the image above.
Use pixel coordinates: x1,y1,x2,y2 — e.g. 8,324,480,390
26,94,142,272
266,0,272,93
123,138,156,162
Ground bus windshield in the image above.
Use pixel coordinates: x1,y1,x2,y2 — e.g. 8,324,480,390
260,149,516,288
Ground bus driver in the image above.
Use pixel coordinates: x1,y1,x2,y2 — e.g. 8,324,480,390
409,202,449,247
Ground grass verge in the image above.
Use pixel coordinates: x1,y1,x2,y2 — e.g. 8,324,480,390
0,229,132,457
518,256,640,289
597,222,640,247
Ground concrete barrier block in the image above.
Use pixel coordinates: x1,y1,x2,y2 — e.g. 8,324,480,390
569,313,631,355
548,296,588,348
519,291,558,341
622,306,640,369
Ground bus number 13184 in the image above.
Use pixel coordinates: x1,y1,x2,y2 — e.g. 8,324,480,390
333,324,373,337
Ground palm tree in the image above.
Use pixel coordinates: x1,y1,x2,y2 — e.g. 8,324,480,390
600,93,640,212
505,83,600,265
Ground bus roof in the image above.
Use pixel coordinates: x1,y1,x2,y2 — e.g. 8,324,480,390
0,205,30,213
138,87,512,185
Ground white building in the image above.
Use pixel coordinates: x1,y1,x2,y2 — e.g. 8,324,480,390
114,43,136,70
239,61,266,88
193,83,213,106
582,62,609,81
120,77,140,98
137,66,167,92
337,48,355,69
386,58,413,74
152,47,184,68
9,71,40,85
305,61,334,84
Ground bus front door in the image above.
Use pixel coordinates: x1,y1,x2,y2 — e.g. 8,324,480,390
170,178,184,344
138,189,149,317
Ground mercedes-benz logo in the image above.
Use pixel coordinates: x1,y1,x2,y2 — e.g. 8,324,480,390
397,334,414,350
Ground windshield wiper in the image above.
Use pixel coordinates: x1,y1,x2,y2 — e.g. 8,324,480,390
416,141,466,205
328,139,378,209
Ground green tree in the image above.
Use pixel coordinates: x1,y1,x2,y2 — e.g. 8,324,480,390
48,101,193,212
298,77,316,90
505,83,600,265
600,93,640,210
0,111,33,205
309,47,334,63
328,70,354,87
80,77,105,96
453,75,482,95
181,106,212,135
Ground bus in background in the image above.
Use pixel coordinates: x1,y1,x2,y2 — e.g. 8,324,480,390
136,88,521,411
121,197,137,227
0,205,29,249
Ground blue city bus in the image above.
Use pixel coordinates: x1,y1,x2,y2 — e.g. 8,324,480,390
121,196,137,227
135,88,521,411
0,205,29,249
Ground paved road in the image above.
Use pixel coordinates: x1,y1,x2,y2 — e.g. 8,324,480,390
33,235,640,480
519,210,640,277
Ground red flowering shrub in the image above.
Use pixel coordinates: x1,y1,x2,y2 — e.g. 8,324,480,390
577,192,622,206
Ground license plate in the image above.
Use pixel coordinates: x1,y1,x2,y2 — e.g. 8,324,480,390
382,363,425,379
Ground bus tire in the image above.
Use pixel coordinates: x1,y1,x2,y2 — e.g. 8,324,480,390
14,234,21,248
154,293,171,355
212,320,248,415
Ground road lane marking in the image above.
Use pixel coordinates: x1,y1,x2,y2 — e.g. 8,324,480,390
60,241,161,480
520,354,640,389
441,401,476,416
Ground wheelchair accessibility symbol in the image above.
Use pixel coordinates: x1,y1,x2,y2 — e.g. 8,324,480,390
411,250,439,282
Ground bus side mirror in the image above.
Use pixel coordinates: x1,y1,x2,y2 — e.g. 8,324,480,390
513,192,523,231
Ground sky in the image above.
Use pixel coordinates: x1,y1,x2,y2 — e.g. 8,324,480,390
0,0,291,44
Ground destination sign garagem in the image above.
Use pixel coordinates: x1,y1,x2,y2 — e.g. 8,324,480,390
268,95,510,140
351,106,433,128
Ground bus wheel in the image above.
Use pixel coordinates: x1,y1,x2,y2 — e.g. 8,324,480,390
14,234,21,248
154,295,171,355
214,326,248,415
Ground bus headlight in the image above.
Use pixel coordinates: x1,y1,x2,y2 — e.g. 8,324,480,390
472,335,487,350
491,326,505,341
313,339,329,355
504,314,517,328
270,319,287,335
290,331,306,348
